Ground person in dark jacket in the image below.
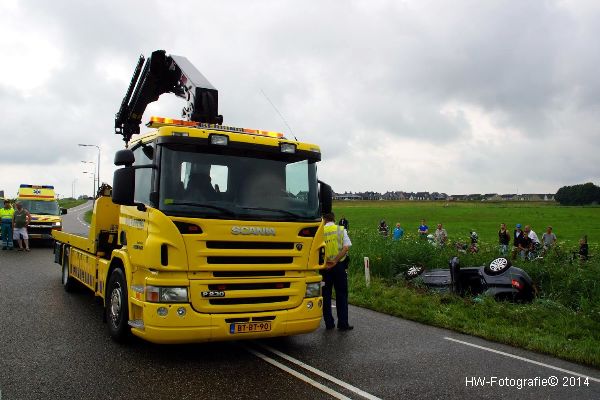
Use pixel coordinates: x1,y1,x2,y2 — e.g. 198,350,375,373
511,223,524,260
338,216,349,231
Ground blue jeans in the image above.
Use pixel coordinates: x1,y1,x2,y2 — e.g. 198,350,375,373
1,221,13,248
322,257,350,328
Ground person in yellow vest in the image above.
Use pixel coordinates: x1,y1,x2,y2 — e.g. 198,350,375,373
322,212,353,331
1,199,15,250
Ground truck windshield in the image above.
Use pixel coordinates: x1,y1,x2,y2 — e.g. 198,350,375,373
159,144,320,221
19,200,60,216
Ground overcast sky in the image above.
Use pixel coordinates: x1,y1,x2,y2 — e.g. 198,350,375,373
1,0,599,198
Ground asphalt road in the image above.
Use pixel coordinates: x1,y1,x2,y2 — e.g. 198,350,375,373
1,203,599,399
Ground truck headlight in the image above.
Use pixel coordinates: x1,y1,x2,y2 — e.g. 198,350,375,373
53,222,62,227
145,286,188,303
305,282,321,298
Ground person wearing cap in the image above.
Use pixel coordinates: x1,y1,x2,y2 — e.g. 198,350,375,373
511,223,523,260
1,200,15,250
322,212,353,331
12,202,31,251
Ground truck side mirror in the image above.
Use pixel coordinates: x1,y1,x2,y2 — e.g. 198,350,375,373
61,208,68,215
112,167,135,205
114,149,135,166
319,181,333,215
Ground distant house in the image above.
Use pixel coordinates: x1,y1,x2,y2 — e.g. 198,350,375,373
501,194,517,201
484,193,502,201
334,193,362,201
414,192,431,201
544,194,555,201
430,192,448,201
448,194,467,201
467,194,483,201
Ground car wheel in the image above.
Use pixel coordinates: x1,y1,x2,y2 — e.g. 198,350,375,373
405,264,425,279
485,257,512,276
62,247,76,292
105,268,130,342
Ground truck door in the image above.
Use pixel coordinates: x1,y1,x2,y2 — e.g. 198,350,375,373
119,146,153,259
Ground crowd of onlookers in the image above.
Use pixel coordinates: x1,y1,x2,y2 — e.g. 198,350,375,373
337,215,590,262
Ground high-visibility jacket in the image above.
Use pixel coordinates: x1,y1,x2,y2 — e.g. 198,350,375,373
0,207,14,223
324,224,346,262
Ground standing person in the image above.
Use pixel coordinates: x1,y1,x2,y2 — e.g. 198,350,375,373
434,223,448,247
524,225,541,259
542,226,557,253
418,219,429,239
378,220,389,237
498,223,510,256
518,230,533,260
392,222,404,240
12,202,31,251
511,223,523,260
576,236,588,262
338,216,349,231
322,212,353,331
1,200,15,250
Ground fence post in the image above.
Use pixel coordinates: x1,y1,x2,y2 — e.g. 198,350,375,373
364,256,371,287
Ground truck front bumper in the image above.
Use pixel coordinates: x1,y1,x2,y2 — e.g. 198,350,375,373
129,297,323,344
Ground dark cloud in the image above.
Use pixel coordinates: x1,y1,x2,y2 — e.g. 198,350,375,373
0,0,599,197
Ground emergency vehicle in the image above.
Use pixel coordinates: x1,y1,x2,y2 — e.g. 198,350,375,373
52,50,333,344
18,185,66,240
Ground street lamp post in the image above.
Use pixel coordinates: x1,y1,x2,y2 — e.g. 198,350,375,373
81,161,96,191
78,144,101,193
82,171,95,198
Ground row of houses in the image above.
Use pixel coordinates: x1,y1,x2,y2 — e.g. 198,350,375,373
333,191,556,201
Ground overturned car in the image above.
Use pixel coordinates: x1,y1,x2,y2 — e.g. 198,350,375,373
405,257,535,302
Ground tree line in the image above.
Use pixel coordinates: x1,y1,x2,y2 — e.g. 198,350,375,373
555,182,600,205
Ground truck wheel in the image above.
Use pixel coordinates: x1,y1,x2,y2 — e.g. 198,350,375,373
484,257,512,276
62,247,76,292
105,268,130,342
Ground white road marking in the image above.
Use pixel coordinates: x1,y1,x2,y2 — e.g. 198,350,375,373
444,337,600,383
245,346,352,400
73,201,93,228
257,343,382,400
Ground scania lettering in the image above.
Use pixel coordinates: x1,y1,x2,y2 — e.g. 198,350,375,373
52,50,333,344
231,226,276,236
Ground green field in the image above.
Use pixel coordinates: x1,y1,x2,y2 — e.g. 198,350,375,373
334,200,598,244
333,200,600,367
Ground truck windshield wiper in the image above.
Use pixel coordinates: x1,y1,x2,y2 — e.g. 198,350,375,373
239,206,304,218
168,202,236,216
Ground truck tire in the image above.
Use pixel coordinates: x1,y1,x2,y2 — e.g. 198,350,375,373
484,257,512,276
105,268,130,342
62,246,76,292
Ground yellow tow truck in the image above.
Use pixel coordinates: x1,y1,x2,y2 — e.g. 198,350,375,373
52,50,333,344
18,184,66,240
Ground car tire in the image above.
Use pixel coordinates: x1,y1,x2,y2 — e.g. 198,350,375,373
485,257,512,276
105,268,131,342
405,264,425,279
62,246,76,292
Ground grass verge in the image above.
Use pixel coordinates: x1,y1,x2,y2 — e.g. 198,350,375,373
58,199,87,209
84,210,93,224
